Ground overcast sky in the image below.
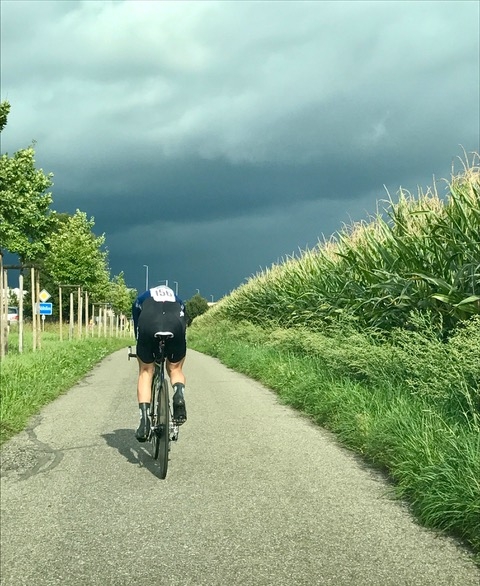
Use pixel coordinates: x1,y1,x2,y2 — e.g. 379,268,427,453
1,0,479,301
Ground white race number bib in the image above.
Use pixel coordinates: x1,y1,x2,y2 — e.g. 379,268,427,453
150,286,176,303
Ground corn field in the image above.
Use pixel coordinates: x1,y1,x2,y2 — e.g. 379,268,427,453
217,153,480,336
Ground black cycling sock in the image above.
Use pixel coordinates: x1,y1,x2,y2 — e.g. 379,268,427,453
139,402,149,413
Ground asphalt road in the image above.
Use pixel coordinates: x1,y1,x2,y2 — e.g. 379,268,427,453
1,348,479,586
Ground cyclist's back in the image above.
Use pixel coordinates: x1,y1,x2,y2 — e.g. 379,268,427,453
132,285,188,441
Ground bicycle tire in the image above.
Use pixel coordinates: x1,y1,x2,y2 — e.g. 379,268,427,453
156,378,170,479
150,371,161,460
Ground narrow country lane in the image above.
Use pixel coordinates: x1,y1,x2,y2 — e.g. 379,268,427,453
1,348,479,586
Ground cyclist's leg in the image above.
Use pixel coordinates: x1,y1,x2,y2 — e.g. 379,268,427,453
164,315,187,386
137,358,155,403
167,357,187,424
162,312,187,423
135,328,156,441
135,358,155,441
166,356,186,386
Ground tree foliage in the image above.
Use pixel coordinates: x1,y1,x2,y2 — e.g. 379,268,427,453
110,272,136,316
0,101,10,133
0,101,136,314
0,147,54,261
185,293,210,325
44,210,110,302
1,101,55,262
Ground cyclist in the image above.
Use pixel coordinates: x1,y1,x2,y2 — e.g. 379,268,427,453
132,285,188,442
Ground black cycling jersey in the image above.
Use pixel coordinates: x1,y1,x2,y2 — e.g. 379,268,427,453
132,286,187,364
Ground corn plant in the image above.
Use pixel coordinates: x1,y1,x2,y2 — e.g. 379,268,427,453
216,152,479,337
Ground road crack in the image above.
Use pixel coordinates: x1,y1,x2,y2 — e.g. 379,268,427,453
0,416,64,481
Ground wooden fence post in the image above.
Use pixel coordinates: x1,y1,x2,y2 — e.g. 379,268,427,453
85,292,89,338
69,292,74,340
0,262,6,358
59,286,63,341
36,271,41,349
18,273,24,353
77,287,82,339
31,267,37,351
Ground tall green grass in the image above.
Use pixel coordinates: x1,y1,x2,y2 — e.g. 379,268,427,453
188,315,480,557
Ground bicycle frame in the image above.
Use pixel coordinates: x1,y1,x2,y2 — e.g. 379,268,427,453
127,335,179,478
153,336,179,444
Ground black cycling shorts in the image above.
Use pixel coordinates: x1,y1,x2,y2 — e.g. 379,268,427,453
136,299,187,364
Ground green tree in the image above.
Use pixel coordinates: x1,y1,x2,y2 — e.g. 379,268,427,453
44,210,110,302
110,272,136,316
0,101,10,133
185,293,209,325
0,101,55,263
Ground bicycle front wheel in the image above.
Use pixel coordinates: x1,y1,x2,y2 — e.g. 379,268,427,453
156,378,170,479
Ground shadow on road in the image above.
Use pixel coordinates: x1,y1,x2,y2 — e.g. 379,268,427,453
101,428,165,479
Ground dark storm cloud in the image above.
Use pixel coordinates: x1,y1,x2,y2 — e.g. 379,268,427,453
107,195,374,300
54,144,453,239
58,157,367,225
1,0,479,298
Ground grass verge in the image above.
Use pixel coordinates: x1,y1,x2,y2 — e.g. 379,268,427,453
0,335,132,445
187,317,480,560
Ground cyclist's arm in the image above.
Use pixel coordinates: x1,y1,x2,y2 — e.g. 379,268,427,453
175,296,187,320
132,290,150,334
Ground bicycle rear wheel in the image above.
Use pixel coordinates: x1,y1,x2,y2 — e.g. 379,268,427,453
156,378,170,479
150,373,161,460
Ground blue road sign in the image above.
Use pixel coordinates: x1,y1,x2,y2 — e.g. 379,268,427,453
39,302,53,315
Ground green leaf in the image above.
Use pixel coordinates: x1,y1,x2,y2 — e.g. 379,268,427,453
431,294,454,305
455,295,480,307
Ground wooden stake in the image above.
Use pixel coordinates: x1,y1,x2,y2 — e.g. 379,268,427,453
85,292,89,338
31,267,37,351
18,273,24,353
36,271,41,349
98,307,102,338
69,292,74,340
0,263,5,358
59,286,63,341
77,287,82,339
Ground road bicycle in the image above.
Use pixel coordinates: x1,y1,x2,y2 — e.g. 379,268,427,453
128,333,180,479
